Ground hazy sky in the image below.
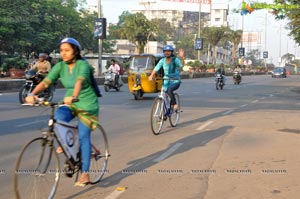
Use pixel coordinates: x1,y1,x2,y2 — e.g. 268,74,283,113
88,0,298,65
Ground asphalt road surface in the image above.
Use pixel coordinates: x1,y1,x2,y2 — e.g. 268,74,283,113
0,74,300,199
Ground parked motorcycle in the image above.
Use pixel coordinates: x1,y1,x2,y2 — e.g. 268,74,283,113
233,71,241,84
19,69,55,104
215,72,224,90
104,71,123,92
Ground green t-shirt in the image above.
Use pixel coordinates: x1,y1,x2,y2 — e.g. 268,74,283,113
44,60,99,118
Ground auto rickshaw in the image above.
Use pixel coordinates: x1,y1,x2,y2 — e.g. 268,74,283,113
128,54,164,100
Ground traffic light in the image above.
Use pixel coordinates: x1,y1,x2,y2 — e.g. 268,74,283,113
263,51,268,58
94,18,106,39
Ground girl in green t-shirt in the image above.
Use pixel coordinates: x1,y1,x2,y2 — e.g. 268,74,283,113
26,38,98,187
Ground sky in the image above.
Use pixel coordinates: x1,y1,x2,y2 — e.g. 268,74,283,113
87,0,299,65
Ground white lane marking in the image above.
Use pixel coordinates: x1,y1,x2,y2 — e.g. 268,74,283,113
196,120,214,131
252,100,258,103
222,110,234,115
239,104,248,108
104,188,126,199
153,143,183,162
260,97,266,100
16,120,44,127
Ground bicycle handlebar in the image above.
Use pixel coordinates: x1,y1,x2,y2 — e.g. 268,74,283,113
22,98,79,107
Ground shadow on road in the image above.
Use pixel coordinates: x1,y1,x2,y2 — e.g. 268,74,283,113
64,125,232,199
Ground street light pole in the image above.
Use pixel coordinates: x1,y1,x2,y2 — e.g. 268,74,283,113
197,2,201,61
98,0,103,76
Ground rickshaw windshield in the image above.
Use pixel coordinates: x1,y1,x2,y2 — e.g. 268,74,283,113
130,56,154,71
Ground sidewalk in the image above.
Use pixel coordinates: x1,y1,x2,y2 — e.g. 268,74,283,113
203,110,300,199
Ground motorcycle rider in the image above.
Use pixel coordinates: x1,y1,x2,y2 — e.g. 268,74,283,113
31,53,51,76
108,59,120,86
233,65,242,74
148,45,184,110
215,63,226,85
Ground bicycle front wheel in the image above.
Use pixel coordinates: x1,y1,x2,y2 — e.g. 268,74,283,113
169,93,180,127
150,97,164,135
14,137,60,199
89,124,110,184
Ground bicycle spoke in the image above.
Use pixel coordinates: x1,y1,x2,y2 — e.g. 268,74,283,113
14,137,60,199
169,93,180,127
150,98,164,135
89,125,109,184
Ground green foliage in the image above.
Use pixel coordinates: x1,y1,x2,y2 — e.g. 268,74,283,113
1,57,29,71
121,13,157,54
202,26,230,64
0,0,114,57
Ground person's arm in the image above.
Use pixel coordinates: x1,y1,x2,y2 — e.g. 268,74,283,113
25,82,48,103
177,48,185,66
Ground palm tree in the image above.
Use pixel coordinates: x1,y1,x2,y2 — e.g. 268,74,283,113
228,29,243,65
202,26,230,64
281,53,295,64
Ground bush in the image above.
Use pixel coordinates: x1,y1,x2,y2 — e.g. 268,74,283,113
1,57,28,71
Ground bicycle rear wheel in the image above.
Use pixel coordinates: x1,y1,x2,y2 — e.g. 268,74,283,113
150,97,164,135
169,93,180,127
89,124,110,184
14,137,60,199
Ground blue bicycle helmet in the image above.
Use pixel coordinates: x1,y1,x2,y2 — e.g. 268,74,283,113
60,38,81,51
163,45,174,52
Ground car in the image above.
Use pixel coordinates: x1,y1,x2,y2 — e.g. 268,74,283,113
271,67,287,78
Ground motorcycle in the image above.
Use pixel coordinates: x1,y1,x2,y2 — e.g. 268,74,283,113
104,71,123,92
215,72,224,90
233,71,241,84
19,69,55,104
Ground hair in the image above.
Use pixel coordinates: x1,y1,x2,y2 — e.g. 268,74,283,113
69,43,82,60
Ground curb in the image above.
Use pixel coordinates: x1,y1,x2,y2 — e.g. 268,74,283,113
0,72,266,93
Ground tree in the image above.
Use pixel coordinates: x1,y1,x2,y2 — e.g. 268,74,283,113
175,35,196,59
0,0,114,57
121,13,157,54
227,29,243,65
202,26,230,64
150,18,176,42
281,53,295,64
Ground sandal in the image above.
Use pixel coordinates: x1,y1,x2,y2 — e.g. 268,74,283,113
74,173,90,187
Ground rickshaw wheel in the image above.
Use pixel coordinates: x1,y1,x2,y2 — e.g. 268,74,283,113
133,90,143,100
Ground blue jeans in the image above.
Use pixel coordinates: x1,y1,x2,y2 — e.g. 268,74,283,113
54,106,91,172
166,82,180,106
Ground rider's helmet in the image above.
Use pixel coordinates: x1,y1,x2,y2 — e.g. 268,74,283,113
60,37,81,51
163,45,174,52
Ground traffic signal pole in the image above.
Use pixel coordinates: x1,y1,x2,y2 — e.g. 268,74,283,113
98,0,103,76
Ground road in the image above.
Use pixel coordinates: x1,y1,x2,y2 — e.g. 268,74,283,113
0,75,300,199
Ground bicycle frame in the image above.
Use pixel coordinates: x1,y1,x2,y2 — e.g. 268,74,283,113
43,103,81,172
157,89,172,118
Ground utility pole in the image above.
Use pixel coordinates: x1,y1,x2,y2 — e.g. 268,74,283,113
197,2,201,61
98,0,103,76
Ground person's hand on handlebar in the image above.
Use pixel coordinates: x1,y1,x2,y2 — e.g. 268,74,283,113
64,96,75,105
25,94,38,104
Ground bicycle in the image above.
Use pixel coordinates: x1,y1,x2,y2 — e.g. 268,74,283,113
13,100,110,199
150,78,181,135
